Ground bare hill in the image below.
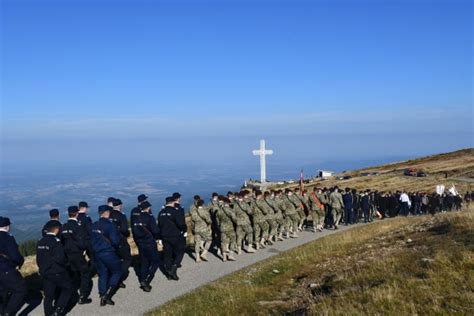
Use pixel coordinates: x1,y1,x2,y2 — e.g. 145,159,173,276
279,148,474,193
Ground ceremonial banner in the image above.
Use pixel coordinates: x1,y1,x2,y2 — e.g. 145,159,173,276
436,185,445,195
449,185,458,196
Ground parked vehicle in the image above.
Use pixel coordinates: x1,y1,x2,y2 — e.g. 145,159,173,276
417,171,427,177
404,168,417,176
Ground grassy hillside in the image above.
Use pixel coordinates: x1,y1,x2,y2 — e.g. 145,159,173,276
148,207,474,316
278,148,474,193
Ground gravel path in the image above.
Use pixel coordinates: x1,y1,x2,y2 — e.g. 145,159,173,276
26,224,359,316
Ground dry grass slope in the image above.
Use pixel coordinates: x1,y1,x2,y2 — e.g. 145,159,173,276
278,148,474,193
148,206,474,316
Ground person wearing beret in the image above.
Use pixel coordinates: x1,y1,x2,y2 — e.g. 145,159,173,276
109,198,132,289
90,205,122,306
132,201,160,292
61,206,93,305
36,220,73,316
0,216,27,316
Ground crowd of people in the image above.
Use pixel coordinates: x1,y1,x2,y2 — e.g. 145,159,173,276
0,186,471,316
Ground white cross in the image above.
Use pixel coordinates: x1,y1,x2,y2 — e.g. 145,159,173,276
252,139,273,183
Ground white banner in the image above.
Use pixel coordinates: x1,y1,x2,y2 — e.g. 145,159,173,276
449,185,459,196
436,185,445,195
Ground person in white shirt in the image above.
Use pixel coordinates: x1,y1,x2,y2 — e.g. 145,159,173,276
399,191,411,216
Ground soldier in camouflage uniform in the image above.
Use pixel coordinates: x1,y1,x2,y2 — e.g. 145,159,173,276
189,197,212,262
282,189,300,237
275,190,291,238
247,191,270,249
215,197,237,261
264,191,284,241
233,194,256,254
294,188,309,231
329,186,345,229
255,191,277,245
308,187,325,232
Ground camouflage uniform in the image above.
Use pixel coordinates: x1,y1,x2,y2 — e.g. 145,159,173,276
233,200,255,253
294,193,308,229
265,197,285,240
255,198,277,243
318,191,330,227
248,197,270,248
308,192,325,231
215,204,237,261
329,190,344,227
189,202,212,261
282,194,300,236
276,195,291,235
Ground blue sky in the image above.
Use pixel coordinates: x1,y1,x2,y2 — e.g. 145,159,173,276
1,0,473,166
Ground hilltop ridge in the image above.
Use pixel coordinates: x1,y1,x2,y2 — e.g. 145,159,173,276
276,148,474,193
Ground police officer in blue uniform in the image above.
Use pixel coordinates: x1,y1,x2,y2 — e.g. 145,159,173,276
343,188,354,225
36,220,73,316
132,201,160,292
0,217,27,316
158,196,187,281
42,209,62,238
109,198,131,289
61,206,93,305
91,205,122,306
77,202,93,260
130,194,149,228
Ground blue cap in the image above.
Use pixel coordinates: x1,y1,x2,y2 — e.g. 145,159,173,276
98,205,113,214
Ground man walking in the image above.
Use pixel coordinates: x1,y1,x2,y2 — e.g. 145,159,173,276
61,206,93,305
91,205,122,306
37,221,73,316
329,186,344,229
158,197,187,280
0,217,27,316
132,201,160,292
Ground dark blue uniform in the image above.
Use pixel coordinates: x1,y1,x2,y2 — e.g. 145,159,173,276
132,212,160,285
361,195,371,222
342,193,354,225
62,218,93,300
42,220,62,238
36,233,73,315
0,231,26,315
109,210,131,284
130,206,141,227
158,206,187,276
77,213,93,259
91,218,122,296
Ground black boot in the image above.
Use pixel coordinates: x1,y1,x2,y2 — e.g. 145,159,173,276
100,287,116,306
140,281,152,292
52,307,65,316
78,296,93,304
170,264,179,281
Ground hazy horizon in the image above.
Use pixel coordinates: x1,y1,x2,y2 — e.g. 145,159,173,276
1,0,472,240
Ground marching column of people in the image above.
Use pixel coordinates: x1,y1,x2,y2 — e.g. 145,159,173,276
1,187,471,315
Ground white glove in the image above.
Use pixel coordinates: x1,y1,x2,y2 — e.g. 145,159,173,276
183,232,188,238
158,240,163,246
